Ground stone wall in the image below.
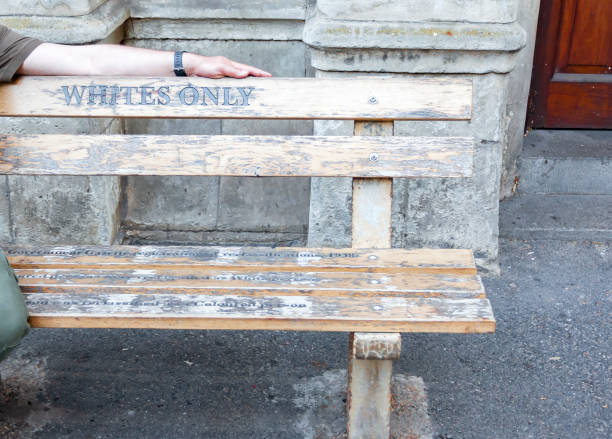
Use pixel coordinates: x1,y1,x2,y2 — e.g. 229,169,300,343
0,0,536,270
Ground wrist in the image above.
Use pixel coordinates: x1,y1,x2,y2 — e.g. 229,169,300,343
181,52,199,77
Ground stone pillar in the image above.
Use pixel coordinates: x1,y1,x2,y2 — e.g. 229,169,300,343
305,0,526,271
0,0,128,245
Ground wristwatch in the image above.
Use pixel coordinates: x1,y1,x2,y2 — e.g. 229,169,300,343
174,51,187,77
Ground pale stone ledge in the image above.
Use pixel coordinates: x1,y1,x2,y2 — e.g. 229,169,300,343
0,0,107,17
127,18,304,41
304,14,526,52
130,0,306,20
0,0,128,43
309,48,520,74
317,0,517,24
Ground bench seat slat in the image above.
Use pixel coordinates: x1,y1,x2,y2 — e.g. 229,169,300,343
0,134,473,178
24,293,495,333
0,77,472,120
15,268,485,299
5,246,477,274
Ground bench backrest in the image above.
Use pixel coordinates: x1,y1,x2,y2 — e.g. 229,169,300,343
0,77,473,179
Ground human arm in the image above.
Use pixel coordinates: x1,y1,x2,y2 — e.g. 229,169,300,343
17,42,271,78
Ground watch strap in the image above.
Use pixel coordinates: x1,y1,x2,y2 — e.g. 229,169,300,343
174,51,187,77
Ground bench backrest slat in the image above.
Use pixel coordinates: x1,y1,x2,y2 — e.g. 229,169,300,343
0,77,472,120
0,134,473,178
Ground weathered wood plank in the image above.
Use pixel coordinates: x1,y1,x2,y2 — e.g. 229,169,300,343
352,121,394,247
349,120,395,439
0,77,472,120
14,268,485,299
5,246,477,274
0,134,474,178
24,293,496,333
352,179,394,246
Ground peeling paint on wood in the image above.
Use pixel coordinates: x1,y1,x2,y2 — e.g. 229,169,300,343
0,77,472,120
24,292,495,332
5,245,478,274
0,134,473,178
14,267,486,299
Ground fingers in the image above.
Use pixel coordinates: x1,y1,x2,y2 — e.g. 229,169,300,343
230,61,272,78
189,55,272,79
220,63,250,79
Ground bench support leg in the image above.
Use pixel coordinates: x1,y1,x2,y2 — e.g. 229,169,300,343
347,332,401,439
348,120,397,438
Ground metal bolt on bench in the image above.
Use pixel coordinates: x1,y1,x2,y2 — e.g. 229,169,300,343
0,76,494,438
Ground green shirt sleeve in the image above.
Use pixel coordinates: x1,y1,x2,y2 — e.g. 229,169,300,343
0,24,43,82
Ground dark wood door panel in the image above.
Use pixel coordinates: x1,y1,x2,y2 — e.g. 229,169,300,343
566,0,611,72
547,81,610,127
528,0,611,129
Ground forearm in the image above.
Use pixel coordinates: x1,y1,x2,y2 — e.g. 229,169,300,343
18,43,270,78
19,43,174,76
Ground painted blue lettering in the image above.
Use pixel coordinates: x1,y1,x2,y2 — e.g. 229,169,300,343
119,86,139,105
88,85,108,105
238,87,254,106
179,86,199,105
109,85,120,105
61,85,86,105
157,86,171,105
222,87,239,106
202,87,219,105
140,86,155,105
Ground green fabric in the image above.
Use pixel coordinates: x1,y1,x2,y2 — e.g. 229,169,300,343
0,248,29,361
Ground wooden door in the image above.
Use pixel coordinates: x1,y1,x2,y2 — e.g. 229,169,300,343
527,0,611,129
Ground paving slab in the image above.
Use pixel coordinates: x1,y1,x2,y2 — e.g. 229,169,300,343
500,194,612,241
519,130,612,195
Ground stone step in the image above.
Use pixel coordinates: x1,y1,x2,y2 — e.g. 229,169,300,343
499,194,612,241
518,130,612,195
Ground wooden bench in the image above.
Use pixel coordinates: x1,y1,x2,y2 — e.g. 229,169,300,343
0,76,494,438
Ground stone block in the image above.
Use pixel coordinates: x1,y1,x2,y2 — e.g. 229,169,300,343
122,229,306,247
317,0,517,24
127,18,304,41
124,175,220,231
217,177,310,233
307,176,353,248
125,118,221,137
0,0,128,43
0,0,107,17
392,142,502,269
222,119,312,136
8,175,120,245
130,0,306,20
307,118,354,247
